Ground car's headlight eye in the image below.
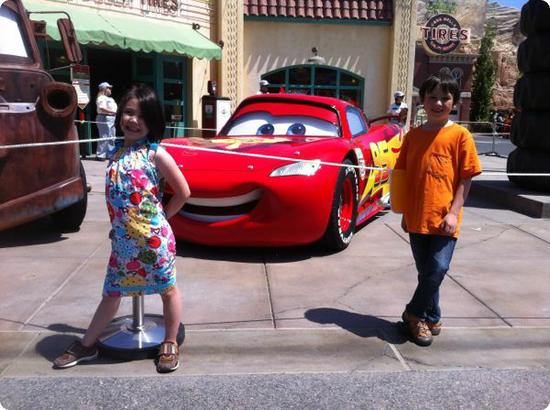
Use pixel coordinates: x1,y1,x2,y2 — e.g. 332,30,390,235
256,123,274,135
287,123,306,135
270,160,321,177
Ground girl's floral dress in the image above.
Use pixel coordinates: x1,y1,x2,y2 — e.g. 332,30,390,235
103,138,177,297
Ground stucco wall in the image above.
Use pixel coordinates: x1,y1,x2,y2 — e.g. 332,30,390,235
190,58,211,131
243,21,392,118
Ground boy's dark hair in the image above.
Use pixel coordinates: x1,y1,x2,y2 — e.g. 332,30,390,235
419,73,460,105
116,84,165,142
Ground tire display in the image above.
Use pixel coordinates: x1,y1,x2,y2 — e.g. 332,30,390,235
507,148,550,193
517,34,550,73
509,0,550,192
51,161,88,231
520,0,550,37
510,111,550,150
320,159,359,251
513,73,550,111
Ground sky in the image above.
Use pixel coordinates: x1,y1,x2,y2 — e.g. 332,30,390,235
496,0,526,8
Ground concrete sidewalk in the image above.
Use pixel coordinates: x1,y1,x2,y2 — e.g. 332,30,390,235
1,157,549,382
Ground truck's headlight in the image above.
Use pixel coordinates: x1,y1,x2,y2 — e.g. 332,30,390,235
270,160,321,177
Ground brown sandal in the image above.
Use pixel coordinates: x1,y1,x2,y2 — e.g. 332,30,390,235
157,341,179,373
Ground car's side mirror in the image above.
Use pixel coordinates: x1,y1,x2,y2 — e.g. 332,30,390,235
57,18,82,64
31,19,48,39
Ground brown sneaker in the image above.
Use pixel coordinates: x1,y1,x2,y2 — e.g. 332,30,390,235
402,311,433,346
53,340,98,369
427,321,442,336
157,341,179,373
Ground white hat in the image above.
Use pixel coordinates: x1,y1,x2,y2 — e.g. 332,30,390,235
259,80,269,86
394,91,405,98
98,82,113,90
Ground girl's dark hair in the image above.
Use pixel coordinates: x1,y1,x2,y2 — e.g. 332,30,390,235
115,84,165,142
419,73,460,105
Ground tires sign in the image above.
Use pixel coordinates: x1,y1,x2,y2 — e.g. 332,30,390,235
421,14,470,55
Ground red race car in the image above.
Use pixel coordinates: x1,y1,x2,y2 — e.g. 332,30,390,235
162,93,403,250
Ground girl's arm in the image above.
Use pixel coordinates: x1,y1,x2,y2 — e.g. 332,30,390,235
154,148,191,219
441,177,472,235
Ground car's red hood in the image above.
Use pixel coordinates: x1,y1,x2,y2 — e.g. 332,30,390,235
161,135,345,171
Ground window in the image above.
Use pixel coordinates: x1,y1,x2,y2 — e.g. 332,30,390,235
346,107,368,137
263,65,364,108
0,6,30,59
222,102,340,138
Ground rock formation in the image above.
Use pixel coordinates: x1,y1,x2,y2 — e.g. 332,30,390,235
487,1,523,110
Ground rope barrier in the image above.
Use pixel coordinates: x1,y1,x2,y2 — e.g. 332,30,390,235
74,119,216,131
1,136,550,177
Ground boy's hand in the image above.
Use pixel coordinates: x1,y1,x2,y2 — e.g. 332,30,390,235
401,216,408,233
441,213,458,235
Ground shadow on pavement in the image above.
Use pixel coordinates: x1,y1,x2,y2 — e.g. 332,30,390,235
305,307,408,345
465,194,508,211
0,217,69,247
35,324,128,366
176,241,327,263
175,214,385,263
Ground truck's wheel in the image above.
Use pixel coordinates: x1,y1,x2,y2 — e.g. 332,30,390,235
510,111,550,150
520,0,550,36
52,161,88,231
320,160,358,251
513,73,550,111
517,34,550,73
507,147,550,193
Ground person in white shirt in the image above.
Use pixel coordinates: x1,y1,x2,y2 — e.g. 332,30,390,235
388,91,408,127
96,82,117,160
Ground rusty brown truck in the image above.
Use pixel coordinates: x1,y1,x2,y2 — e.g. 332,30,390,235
0,0,87,232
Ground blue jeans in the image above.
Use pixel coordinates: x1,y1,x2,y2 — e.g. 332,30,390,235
406,233,457,323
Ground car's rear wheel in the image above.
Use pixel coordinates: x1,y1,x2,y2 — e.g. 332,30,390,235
320,159,358,251
51,160,88,231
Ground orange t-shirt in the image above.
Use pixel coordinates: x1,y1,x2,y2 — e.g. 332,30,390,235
394,123,482,237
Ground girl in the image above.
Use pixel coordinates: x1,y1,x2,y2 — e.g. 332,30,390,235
54,84,191,373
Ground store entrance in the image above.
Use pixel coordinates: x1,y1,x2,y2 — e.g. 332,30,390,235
87,48,132,112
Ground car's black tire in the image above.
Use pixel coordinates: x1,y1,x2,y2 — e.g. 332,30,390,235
507,147,550,193
510,111,550,149
513,73,550,111
51,161,88,231
517,34,550,73
520,0,550,36
320,159,358,252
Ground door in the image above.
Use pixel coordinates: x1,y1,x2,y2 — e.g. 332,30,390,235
132,53,187,138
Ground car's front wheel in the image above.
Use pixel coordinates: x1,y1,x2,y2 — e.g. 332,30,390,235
51,160,88,231
320,159,358,251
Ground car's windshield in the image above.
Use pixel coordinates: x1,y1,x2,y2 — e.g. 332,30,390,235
0,6,30,59
225,112,339,137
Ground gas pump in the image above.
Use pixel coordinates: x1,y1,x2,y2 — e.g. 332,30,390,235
201,80,231,138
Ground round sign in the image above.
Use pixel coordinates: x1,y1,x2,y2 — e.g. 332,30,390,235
422,14,467,55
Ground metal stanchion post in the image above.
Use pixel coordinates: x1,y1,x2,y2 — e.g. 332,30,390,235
479,117,506,158
98,295,184,360
131,296,144,331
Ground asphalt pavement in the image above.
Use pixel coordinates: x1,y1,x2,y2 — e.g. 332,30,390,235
1,155,549,409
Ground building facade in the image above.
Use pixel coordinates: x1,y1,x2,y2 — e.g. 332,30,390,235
25,0,417,139
240,0,417,120
24,0,221,147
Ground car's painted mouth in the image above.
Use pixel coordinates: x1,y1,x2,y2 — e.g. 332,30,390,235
179,189,262,222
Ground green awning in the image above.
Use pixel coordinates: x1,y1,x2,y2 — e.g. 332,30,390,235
22,0,221,60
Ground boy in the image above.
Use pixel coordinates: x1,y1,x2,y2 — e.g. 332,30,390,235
393,74,482,346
